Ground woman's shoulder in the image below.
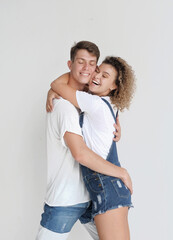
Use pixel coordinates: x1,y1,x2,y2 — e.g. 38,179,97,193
101,96,117,109
76,91,102,110
77,90,100,100
101,96,118,118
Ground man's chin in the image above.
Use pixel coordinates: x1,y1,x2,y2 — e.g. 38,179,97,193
78,78,90,85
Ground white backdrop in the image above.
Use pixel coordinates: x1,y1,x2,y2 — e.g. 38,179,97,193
0,0,173,239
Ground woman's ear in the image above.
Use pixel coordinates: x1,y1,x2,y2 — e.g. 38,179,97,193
110,83,117,91
67,60,72,70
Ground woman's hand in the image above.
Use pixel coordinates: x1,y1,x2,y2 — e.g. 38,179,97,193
46,89,60,112
121,168,133,195
113,116,121,142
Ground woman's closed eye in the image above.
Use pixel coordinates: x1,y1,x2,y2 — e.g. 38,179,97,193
102,74,108,78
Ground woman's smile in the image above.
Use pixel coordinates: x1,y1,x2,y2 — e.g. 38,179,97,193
89,63,117,96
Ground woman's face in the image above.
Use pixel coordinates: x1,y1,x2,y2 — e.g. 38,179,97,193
89,63,117,96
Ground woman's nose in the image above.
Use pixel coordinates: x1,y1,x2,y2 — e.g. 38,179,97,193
95,72,101,79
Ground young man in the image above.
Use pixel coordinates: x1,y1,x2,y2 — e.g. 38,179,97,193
36,41,132,240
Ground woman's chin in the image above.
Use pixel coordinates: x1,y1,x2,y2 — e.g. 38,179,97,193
89,86,97,94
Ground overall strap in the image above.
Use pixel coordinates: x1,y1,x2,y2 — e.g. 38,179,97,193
79,111,84,128
101,98,118,124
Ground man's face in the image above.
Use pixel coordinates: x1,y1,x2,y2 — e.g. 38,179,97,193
68,49,97,85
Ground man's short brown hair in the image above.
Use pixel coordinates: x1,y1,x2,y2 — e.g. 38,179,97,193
70,41,100,62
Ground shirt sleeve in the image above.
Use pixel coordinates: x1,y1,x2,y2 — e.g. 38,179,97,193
76,90,101,114
52,99,83,147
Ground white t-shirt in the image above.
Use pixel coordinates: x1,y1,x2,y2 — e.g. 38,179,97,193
76,91,117,160
45,98,90,206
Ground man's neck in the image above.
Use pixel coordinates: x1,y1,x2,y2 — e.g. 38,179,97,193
68,72,85,91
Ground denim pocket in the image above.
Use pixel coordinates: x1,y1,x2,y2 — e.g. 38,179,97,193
111,178,130,198
86,176,104,193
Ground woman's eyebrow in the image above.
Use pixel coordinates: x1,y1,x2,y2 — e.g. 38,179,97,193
103,71,110,76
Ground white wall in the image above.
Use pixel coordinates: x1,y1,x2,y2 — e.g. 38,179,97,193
0,0,172,239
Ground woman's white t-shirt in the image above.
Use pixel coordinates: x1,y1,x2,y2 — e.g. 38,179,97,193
76,91,117,160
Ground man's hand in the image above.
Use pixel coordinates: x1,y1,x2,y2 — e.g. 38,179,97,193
46,89,60,112
113,116,121,142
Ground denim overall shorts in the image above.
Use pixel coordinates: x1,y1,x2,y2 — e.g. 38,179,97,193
80,98,133,219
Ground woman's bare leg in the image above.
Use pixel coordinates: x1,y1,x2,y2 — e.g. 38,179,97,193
94,207,130,240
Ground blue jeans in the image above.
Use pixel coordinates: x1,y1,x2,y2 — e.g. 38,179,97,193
40,201,92,233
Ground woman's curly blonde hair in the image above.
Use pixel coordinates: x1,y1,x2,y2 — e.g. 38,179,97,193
102,56,136,111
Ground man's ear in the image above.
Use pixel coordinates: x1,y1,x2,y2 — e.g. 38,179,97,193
67,60,72,70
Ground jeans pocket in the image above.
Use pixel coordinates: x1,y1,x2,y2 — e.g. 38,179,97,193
86,176,104,193
111,178,130,198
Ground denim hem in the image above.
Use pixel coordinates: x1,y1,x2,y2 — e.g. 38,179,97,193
40,222,71,234
80,218,93,224
92,203,134,219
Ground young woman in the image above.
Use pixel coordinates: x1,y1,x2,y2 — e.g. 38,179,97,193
49,56,136,240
